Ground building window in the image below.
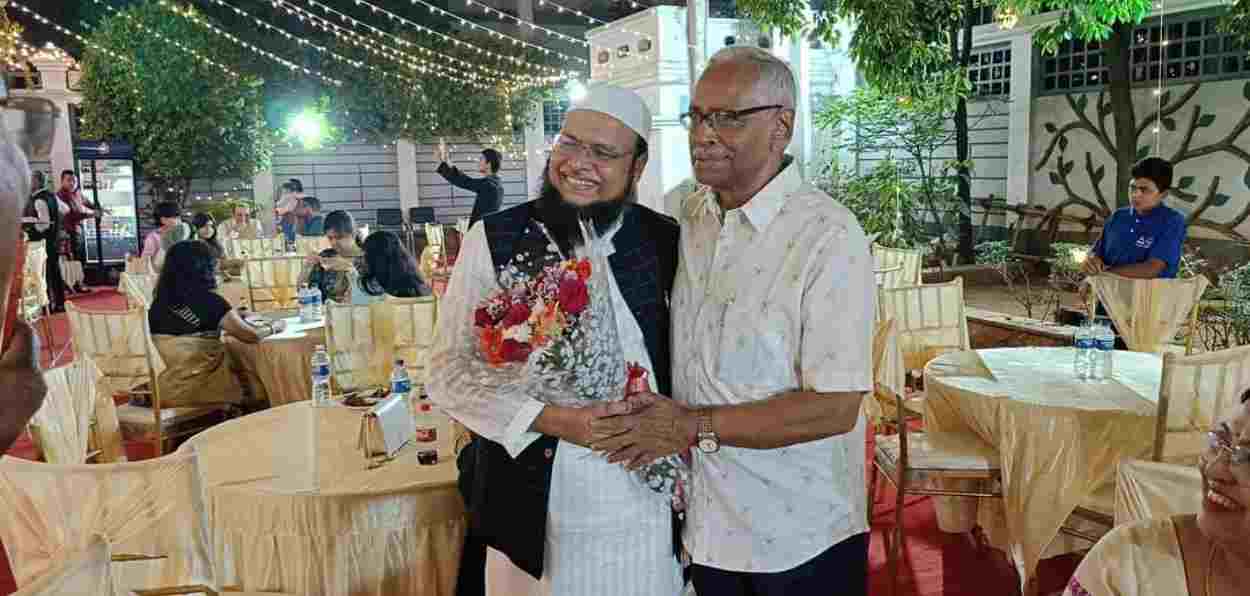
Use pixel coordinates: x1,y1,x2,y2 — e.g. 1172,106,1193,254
543,98,570,137
1040,11,1246,94
970,3,996,27
969,45,1012,98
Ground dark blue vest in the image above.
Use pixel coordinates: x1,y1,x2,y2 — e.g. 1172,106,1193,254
458,200,680,585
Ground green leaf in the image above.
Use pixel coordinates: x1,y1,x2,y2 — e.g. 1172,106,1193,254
1062,158,1075,176
1163,118,1176,132
1049,171,1061,185
1159,91,1172,108
1075,94,1088,113
1244,82,1250,102
1137,146,1151,161
1044,122,1057,134
1213,193,1232,207
1198,114,1217,128
1059,135,1069,151
1178,176,1195,189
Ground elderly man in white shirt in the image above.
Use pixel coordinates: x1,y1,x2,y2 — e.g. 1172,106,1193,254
591,47,875,595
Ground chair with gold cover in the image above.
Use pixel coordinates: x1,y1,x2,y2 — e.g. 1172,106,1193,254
120,272,158,309
324,300,391,395
1085,274,1209,354
0,452,215,596
295,236,330,256
874,263,905,290
26,357,125,464
387,295,438,388
242,256,305,312
877,278,970,421
873,244,924,287
11,535,112,596
1114,458,1202,525
19,243,56,357
224,237,284,260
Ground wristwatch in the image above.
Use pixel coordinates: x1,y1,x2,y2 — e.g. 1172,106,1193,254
695,410,720,454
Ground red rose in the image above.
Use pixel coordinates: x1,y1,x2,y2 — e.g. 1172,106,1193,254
574,259,592,282
474,307,494,328
500,339,532,363
501,302,531,327
558,277,590,315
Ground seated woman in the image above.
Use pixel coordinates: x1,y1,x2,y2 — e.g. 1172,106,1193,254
142,201,191,271
191,213,224,260
301,209,362,304
148,240,286,408
352,231,430,305
1065,387,1250,596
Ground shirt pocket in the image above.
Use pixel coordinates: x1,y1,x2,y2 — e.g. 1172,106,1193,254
716,302,795,390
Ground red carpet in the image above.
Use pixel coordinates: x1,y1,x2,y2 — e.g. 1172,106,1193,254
0,287,1081,595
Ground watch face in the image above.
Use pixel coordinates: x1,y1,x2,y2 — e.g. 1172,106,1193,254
698,437,720,454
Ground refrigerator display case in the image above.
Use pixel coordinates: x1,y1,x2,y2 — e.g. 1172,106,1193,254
74,140,139,272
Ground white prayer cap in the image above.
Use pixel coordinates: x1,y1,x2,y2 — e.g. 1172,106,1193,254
568,84,652,139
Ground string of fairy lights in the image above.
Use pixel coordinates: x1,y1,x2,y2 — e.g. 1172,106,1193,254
276,0,573,85
322,0,588,65
92,0,240,78
1151,0,1167,154
183,0,508,90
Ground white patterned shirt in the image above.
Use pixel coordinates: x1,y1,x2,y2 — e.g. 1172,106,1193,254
670,161,875,573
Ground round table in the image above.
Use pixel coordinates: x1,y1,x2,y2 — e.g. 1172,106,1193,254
177,401,465,596
924,347,1162,583
226,315,325,406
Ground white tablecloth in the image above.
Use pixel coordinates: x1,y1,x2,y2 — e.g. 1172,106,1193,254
177,402,465,596
924,347,1161,585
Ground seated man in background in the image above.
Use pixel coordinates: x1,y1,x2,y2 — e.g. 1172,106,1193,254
301,210,362,304
1082,157,1187,280
218,203,263,241
299,197,324,237
1,132,46,453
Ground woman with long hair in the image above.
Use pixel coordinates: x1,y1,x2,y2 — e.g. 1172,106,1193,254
354,231,430,304
191,213,224,259
148,240,285,407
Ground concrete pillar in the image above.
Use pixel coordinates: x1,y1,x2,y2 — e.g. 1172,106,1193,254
523,100,546,197
253,170,275,232
397,139,420,219
1006,31,1034,206
28,57,76,176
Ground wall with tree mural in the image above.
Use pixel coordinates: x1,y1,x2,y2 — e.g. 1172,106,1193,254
1031,79,1250,243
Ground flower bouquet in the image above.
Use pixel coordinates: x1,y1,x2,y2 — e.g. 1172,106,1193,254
472,221,688,507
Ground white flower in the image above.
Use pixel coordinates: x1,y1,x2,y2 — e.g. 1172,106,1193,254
503,322,532,344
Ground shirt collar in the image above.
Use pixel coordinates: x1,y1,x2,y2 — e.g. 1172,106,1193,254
690,156,800,230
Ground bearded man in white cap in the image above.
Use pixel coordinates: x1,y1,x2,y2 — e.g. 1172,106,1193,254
428,85,684,596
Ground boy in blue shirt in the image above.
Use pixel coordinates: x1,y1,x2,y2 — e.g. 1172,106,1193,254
1082,157,1187,279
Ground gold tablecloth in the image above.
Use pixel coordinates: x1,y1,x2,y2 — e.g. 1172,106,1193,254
225,315,325,406
924,347,1162,584
176,402,465,596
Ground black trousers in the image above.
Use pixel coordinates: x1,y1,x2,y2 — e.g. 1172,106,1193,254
44,238,66,307
691,533,869,596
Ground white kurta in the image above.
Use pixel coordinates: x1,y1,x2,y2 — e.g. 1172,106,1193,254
429,221,683,596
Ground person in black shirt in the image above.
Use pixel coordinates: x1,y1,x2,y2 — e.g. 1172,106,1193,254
23,171,67,311
148,240,287,407
435,140,503,227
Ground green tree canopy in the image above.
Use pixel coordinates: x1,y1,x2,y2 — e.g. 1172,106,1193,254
77,0,272,206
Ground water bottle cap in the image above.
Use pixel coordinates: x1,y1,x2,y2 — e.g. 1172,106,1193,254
395,359,405,366
419,403,431,412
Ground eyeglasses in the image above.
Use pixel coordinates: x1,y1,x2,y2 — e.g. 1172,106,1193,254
552,135,631,163
679,105,785,131
1202,423,1250,484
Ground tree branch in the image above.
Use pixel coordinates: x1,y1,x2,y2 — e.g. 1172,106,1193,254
1065,93,1117,157
1096,89,1111,148
1035,121,1100,171
1173,104,1250,167
1084,151,1109,212
1187,175,1221,223
1169,104,1204,165
1136,83,1202,140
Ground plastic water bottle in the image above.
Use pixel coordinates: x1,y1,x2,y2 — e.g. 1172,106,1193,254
311,345,332,406
307,284,323,322
1095,322,1116,381
1074,323,1094,380
390,359,411,400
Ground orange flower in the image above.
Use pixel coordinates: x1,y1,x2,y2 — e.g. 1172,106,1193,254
479,326,505,365
575,259,592,282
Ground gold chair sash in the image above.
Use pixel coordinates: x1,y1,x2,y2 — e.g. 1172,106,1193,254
1086,274,1209,353
152,335,244,408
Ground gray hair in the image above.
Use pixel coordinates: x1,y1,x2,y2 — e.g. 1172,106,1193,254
705,47,797,110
